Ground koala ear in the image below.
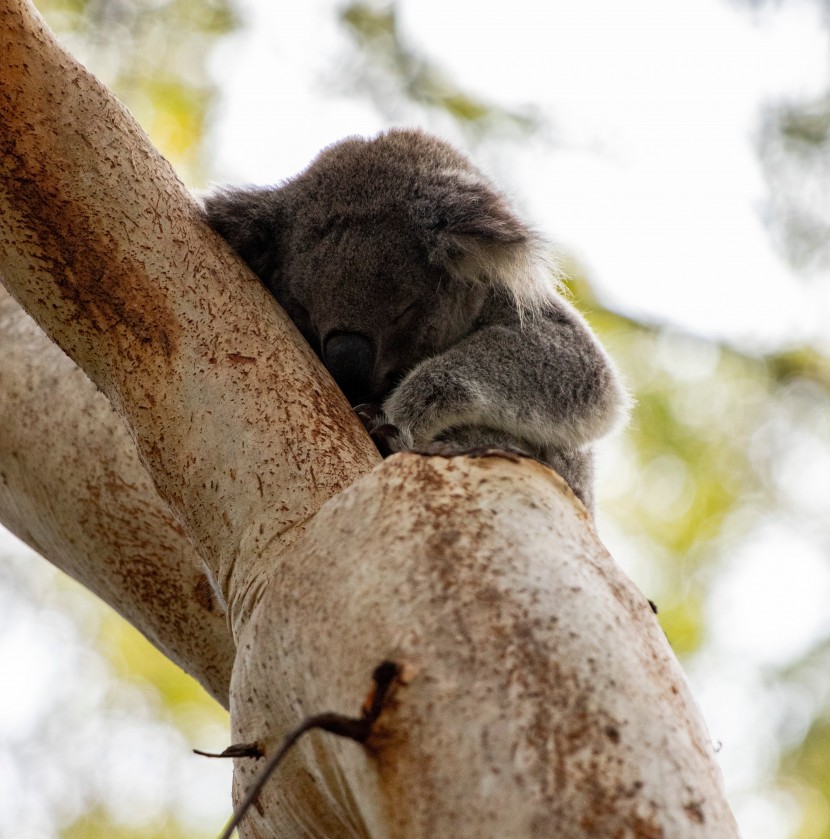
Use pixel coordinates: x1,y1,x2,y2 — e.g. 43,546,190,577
201,186,285,283
424,177,562,314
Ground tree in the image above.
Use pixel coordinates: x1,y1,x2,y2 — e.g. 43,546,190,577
0,0,740,835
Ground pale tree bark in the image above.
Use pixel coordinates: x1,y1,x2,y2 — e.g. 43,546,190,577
0,284,235,706
0,1,740,836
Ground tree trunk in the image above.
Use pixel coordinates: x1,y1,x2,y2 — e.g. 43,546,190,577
0,1,739,836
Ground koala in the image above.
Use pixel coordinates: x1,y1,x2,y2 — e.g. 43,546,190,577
202,129,627,512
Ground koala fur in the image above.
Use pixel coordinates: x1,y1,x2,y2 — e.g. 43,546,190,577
202,129,627,512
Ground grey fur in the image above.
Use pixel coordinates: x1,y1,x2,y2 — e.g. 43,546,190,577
202,129,628,512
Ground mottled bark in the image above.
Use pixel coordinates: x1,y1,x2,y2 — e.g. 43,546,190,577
0,285,234,706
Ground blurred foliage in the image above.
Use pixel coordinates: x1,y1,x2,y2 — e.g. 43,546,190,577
733,1,830,833
63,812,194,839
40,0,237,183
572,274,830,657
783,717,830,839
339,2,542,138
101,608,228,737
739,0,830,274
759,94,830,276
0,549,231,839
775,637,830,838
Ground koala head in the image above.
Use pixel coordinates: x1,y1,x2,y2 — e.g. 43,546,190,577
204,129,558,404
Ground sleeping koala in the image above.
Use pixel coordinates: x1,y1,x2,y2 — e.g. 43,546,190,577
202,129,627,512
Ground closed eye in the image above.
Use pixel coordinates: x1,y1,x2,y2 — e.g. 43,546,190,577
392,300,419,325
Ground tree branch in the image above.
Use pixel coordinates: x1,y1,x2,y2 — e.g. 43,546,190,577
0,0,379,633
0,285,234,706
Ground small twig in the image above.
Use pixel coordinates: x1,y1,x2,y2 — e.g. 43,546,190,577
193,742,263,759
217,660,401,839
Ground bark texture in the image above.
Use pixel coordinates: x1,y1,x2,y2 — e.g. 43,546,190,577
0,285,234,706
232,455,739,838
0,0,380,630
0,1,740,836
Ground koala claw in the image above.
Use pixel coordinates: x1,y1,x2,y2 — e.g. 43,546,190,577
414,441,529,463
369,423,401,458
353,403,384,429
353,404,401,457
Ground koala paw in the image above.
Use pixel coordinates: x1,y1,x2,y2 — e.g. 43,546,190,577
354,404,404,458
354,403,384,428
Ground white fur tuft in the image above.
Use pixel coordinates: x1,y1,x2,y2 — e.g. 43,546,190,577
444,234,565,320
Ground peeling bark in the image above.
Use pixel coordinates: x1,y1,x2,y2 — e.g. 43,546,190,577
0,1,739,836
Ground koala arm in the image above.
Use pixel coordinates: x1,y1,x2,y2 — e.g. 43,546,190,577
382,296,628,455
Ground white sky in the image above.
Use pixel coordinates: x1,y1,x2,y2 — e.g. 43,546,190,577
209,0,829,349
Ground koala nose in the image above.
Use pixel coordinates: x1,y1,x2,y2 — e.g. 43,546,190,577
322,332,375,404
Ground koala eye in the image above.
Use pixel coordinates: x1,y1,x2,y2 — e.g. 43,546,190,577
392,300,419,326
284,301,315,344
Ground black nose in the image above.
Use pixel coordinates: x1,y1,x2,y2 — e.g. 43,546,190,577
322,332,375,404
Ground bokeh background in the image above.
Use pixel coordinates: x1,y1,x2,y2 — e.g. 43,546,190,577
1,0,829,836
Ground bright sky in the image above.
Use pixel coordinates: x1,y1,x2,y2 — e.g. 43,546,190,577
209,0,829,349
